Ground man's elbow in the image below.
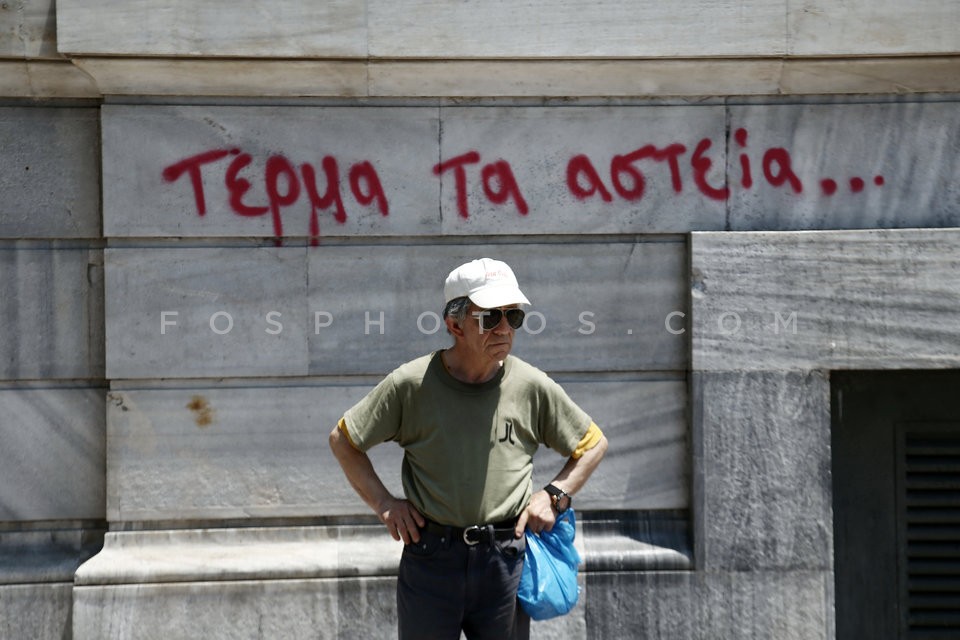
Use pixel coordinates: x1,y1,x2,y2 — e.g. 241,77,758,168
593,434,609,462
329,426,348,458
330,423,364,460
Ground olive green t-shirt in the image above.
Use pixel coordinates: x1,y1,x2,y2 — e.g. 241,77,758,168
343,351,592,527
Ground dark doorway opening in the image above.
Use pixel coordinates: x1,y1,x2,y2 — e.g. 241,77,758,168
832,370,960,640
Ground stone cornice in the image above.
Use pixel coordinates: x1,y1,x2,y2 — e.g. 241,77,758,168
2,56,959,99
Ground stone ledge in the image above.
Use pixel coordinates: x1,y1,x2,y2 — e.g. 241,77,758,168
74,525,400,586
0,527,104,585
0,60,99,98
75,515,691,586
4,56,958,99
584,511,692,571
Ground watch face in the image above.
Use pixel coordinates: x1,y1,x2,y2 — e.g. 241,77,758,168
546,484,571,512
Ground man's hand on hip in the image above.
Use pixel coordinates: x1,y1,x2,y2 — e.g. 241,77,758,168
378,497,426,545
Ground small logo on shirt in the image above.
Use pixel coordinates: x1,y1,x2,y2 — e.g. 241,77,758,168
498,420,516,445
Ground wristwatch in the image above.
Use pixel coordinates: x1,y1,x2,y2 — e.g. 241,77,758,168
544,483,571,513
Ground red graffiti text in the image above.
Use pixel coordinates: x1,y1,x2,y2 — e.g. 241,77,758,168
162,148,389,245
162,126,886,242
433,152,529,219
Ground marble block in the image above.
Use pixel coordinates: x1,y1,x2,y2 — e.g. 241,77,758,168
586,570,832,640
727,102,960,231
57,0,367,57
788,0,960,56
106,376,686,522
693,371,833,572
0,583,73,640
104,246,310,379
691,228,960,372
307,241,688,375
105,383,382,522
101,105,440,239
437,106,726,234
0,0,58,59
0,108,101,237
546,376,688,511
367,0,786,58
0,387,105,521
74,576,390,640
0,245,104,380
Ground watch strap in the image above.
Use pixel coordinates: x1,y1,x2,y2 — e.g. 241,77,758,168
544,483,571,512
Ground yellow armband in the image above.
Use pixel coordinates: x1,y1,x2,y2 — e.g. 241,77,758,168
337,417,361,450
572,422,604,459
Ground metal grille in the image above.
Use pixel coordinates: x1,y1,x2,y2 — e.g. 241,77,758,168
899,426,960,639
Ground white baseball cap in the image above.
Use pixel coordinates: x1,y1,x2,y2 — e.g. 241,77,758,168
444,258,531,308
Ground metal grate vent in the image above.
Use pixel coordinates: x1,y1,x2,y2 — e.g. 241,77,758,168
899,426,960,639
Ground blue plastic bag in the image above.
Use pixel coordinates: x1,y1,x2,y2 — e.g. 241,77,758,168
517,509,581,620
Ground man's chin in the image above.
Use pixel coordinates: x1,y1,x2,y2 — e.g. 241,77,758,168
488,345,512,360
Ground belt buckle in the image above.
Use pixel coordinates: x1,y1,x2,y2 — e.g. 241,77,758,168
462,525,482,546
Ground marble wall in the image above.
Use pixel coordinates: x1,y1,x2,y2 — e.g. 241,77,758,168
81,103,960,639
0,106,106,639
2,13,960,633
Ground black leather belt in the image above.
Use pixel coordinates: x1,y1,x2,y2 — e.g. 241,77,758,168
423,518,519,546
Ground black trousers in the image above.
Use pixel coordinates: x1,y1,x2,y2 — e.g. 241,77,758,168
397,527,530,640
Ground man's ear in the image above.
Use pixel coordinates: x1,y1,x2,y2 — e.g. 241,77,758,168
445,315,465,338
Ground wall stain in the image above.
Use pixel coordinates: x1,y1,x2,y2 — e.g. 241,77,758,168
186,395,215,428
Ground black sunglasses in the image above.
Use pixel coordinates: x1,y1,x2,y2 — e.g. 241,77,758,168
471,307,525,331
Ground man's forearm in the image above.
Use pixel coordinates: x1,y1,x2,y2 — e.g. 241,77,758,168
329,425,425,543
516,434,608,537
548,433,608,496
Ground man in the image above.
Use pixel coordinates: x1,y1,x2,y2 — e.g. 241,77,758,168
329,257,608,640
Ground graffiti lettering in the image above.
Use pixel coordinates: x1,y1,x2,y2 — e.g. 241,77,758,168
570,143,689,204
349,161,389,217
433,151,528,218
264,155,300,244
691,138,730,201
162,148,391,245
225,151,269,218
161,149,231,215
762,148,803,194
734,128,753,189
161,127,886,242
567,154,613,202
301,156,347,238
481,160,528,215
